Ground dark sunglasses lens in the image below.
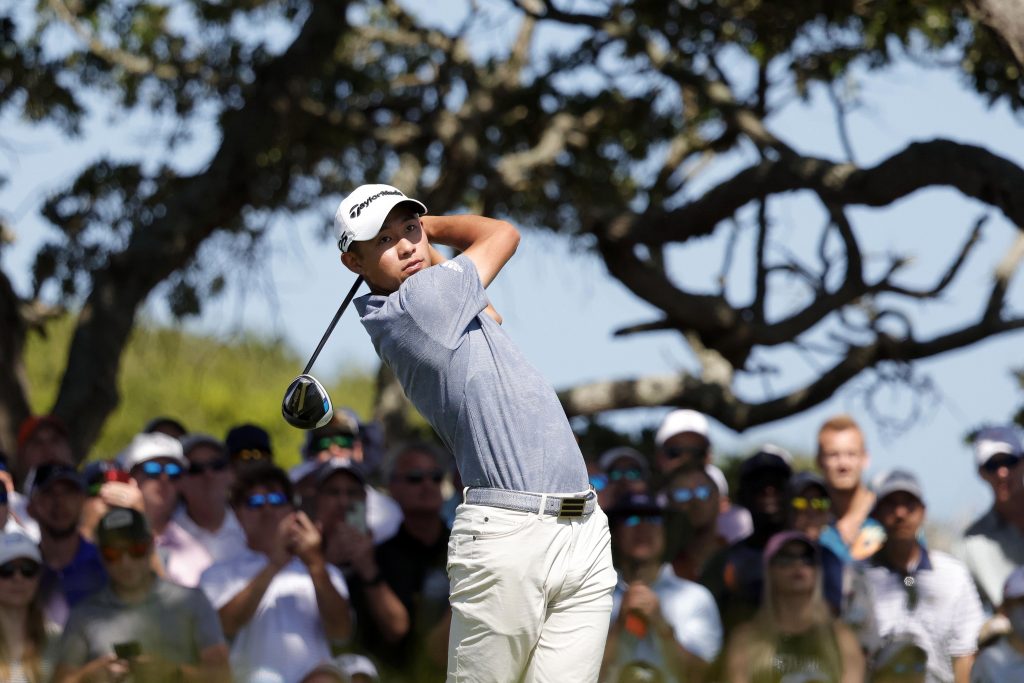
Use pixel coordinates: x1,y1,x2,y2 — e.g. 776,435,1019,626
0,560,40,578
984,455,1020,472
282,375,334,429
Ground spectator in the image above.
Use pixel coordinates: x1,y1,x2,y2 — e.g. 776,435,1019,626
599,447,651,506
953,426,1024,610
971,565,1024,682
199,464,351,683
702,445,793,633
662,464,726,582
871,634,928,683
705,463,753,544
15,415,74,487
293,412,402,543
845,469,983,683
724,531,864,683
602,492,722,683
224,423,274,472
654,410,712,476
120,432,212,586
816,414,884,563
302,653,380,683
786,471,844,613
174,434,247,563
53,507,229,683
142,416,188,440
24,464,106,627
0,531,54,682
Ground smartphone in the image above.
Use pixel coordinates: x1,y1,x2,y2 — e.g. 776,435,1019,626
113,641,141,659
346,501,367,534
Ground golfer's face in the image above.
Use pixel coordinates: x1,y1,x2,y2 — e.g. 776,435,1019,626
348,206,429,293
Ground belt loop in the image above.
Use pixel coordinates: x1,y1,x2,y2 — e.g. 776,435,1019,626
538,493,547,516
462,486,470,504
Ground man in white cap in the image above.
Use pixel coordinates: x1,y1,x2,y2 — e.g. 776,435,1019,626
845,469,983,683
953,426,1024,610
972,565,1024,682
336,184,615,682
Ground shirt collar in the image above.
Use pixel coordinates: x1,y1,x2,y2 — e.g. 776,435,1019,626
872,543,932,574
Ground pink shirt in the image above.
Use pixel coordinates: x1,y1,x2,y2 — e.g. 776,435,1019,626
155,519,213,588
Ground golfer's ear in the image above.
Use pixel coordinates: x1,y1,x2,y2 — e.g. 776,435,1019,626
341,251,364,275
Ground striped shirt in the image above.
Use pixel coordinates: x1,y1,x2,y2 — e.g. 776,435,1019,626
844,546,984,683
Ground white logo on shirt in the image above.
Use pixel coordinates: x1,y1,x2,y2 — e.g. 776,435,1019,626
441,261,463,273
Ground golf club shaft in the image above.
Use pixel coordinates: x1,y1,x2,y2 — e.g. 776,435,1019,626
302,276,364,375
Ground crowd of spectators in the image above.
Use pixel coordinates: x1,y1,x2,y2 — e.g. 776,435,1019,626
0,409,1022,682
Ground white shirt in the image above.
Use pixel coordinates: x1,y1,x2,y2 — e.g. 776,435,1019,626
172,505,248,563
845,548,984,683
199,550,349,683
610,563,723,668
366,486,402,544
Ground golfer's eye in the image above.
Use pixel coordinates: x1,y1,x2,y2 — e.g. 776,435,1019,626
378,235,391,245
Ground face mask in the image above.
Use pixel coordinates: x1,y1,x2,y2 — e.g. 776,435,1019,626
1009,605,1024,637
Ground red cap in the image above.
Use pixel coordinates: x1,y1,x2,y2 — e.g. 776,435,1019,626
17,415,69,450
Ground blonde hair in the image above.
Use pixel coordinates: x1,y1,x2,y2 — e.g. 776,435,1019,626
0,595,48,682
817,414,864,454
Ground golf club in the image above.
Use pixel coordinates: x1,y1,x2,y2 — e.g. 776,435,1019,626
281,276,364,429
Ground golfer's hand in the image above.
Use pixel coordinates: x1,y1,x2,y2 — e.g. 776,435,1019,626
290,511,325,568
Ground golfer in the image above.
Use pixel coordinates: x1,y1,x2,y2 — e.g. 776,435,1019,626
337,184,615,682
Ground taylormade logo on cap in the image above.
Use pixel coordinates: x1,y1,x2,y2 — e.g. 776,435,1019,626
335,183,428,253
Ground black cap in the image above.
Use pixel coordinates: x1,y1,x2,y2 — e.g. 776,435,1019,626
96,507,152,547
225,424,273,457
316,457,367,487
25,463,85,497
609,492,662,520
739,444,794,480
787,471,828,497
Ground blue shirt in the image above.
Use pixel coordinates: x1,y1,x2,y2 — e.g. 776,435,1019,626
355,254,588,494
40,536,108,627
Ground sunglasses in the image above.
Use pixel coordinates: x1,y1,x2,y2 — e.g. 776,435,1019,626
589,473,608,492
188,458,230,476
315,435,355,452
982,454,1021,473
608,468,643,482
670,485,712,503
663,445,707,461
397,469,444,485
623,515,662,528
0,559,41,579
245,492,290,509
233,449,269,462
791,496,831,511
100,542,150,563
138,461,183,480
770,551,816,568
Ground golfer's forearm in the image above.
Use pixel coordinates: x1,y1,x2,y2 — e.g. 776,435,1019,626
364,581,411,642
422,214,517,252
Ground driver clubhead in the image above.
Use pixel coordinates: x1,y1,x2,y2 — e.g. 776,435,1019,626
282,373,335,429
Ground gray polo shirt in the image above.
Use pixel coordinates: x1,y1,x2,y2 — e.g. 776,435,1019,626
355,254,588,494
57,577,225,668
953,506,1024,610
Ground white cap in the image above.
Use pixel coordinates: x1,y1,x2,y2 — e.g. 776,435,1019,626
1005,566,1024,601
973,426,1023,467
705,464,729,497
335,184,428,253
0,531,41,565
119,432,187,471
655,409,710,447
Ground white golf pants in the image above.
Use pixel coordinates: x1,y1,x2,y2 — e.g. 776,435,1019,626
446,500,616,682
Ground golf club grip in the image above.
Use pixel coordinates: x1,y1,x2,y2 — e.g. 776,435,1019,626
302,276,364,375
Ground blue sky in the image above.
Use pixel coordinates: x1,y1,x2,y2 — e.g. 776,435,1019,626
2,5,1023,529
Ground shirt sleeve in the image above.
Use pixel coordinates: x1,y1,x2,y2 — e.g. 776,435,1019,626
665,583,723,662
948,563,985,657
400,254,488,349
189,586,228,651
199,560,258,611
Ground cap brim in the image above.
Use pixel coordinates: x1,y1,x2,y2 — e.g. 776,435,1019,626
340,197,428,252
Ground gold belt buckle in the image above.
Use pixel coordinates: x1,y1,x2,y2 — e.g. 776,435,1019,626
557,497,586,518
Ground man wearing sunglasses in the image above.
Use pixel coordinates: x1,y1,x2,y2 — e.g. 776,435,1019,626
25,463,107,627
336,184,614,682
952,426,1024,611
845,469,983,683
662,465,724,583
54,507,230,683
120,432,212,587
602,492,722,683
199,464,351,683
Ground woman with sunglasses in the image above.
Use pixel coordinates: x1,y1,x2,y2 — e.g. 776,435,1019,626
724,531,864,683
662,464,726,582
0,532,54,682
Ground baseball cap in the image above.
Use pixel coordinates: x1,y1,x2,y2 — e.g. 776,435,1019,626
873,469,925,505
303,411,361,459
335,184,428,253
597,447,649,475
787,471,829,497
973,426,1023,467
142,416,187,437
763,530,818,566
24,463,85,498
0,531,41,565
1005,566,1024,601
96,507,152,547
118,432,187,471
316,457,367,487
738,444,794,480
225,424,273,458
654,410,710,448
705,464,729,496
17,415,68,450
180,433,227,458
609,492,662,520
289,460,323,484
